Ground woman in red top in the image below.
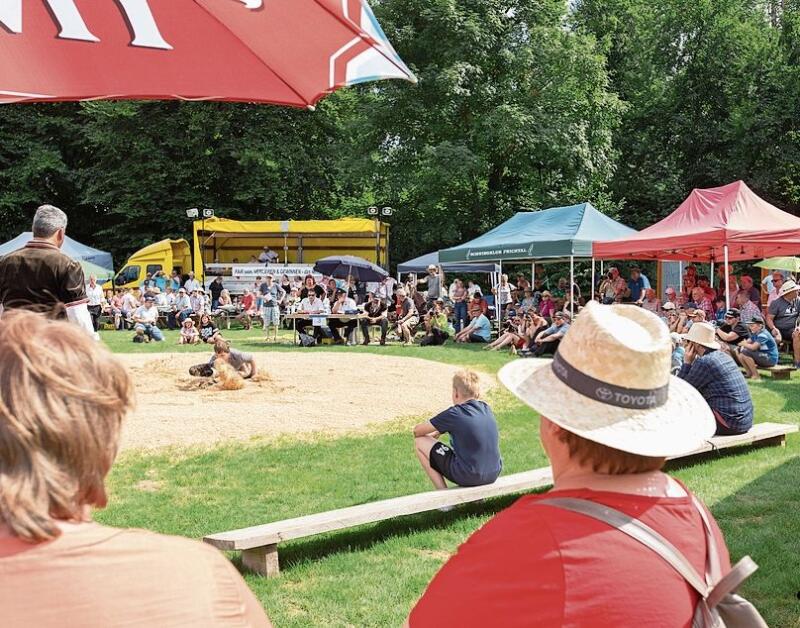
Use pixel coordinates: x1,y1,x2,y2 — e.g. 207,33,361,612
408,302,745,628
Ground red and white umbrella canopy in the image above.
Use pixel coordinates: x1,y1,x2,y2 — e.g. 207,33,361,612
0,0,416,107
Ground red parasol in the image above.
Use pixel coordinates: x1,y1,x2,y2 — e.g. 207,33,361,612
0,0,416,107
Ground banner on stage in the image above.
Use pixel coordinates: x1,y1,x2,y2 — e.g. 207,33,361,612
232,265,318,278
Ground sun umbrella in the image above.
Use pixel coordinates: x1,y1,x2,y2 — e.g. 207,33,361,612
0,0,415,106
754,257,800,273
313,255,388,282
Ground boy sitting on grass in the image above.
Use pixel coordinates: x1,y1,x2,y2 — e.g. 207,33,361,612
413,370,502,490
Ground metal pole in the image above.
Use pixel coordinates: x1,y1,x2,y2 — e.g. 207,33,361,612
498,260,503,326
591,257,596,303
710,258,715,289
569,255,575,317
723,245,730,310
679,261,683,294
531,261,535,287
201,217,206,288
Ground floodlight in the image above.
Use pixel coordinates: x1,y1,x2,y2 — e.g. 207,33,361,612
381,206,393,217
186,208,199,218
202,208,215,218
367,206,379,216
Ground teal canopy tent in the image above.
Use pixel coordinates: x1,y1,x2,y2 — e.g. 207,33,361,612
439,203,636,263
439,203,637,318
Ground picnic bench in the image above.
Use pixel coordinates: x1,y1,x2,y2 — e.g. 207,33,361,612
759,365,794,380
203,421,797,577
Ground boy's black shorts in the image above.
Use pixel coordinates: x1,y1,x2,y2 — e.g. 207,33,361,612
429,442,457,482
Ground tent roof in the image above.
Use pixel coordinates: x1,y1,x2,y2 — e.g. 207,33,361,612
439,203,637,263
0,232,114,271
397,251,500,274
594,181,800,262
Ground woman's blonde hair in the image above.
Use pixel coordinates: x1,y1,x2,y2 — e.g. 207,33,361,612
0,311,133,542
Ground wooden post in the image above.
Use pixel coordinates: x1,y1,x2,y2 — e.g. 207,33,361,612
242,544,280,577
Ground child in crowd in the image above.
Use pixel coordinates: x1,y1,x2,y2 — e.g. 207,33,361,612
198,314,221,344
412,370,502,490
179,318,199,345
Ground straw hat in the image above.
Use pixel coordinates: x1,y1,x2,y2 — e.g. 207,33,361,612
682,322,721,350
499,302,715,457
779,280,799,297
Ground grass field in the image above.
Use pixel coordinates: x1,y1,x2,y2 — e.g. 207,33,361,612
98,328,800,627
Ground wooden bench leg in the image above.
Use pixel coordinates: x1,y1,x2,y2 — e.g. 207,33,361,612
242,544,280,577
759,434,787,448
771,370,791,381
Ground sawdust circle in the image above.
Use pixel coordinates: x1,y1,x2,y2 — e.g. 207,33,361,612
114,352,495,451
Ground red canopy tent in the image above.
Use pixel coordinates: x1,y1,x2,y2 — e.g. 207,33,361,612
594,180,800,263
594,180,800,307
0,0,415,107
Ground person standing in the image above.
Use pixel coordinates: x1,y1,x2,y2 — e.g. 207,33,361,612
407,303,760,628
208,276,225,311
0,205,94,337
86,275,104,332
417,264,445,305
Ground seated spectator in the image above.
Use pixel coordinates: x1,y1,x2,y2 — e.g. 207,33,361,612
640,288,660,314
467,291,488,320
712,296,727,323
538,290,555,319
132,296,163,342
697,275,715,300
299,274,324,300
736,314,779,379
216,289,236,314
179,318,200,345
766,271,784,306
189,289,206,316
682,275,696,301
0,311,270,627
670,332,684,375
734,290,760,323
395,288,419,346
715,308,749,357
530,311,570,356
408,303,741,628
360,291,389,345
737,275,760,305
519,288,536,313
454,310,492,344
198,313,221,344
412,370,502,489
295,289,329,344
420,299,453,347
120,288,139,329
660,300,677,324
766,279,800,368
329,289,359,345
173,287,193,326
236,288,257,330
678,322,753,435
108,289,124,330
691,287,714,320
663,286,678,307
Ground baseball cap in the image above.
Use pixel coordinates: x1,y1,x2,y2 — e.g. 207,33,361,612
748,313,765,325
662,302,676,311
144,295,155,302
724,308,740,318
665,287,676,294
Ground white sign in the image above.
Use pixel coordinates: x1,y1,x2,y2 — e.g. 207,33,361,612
232,264,318,279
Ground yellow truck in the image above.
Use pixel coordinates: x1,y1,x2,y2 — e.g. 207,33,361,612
108,239,192,290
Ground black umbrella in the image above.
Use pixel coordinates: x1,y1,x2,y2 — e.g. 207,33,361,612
313,255,388,282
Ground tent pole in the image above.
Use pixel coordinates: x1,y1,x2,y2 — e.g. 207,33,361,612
723,245,730,310
591,257,596,303
679,261,683,294
569,255,575,317
497,260,503,327
531,261,535,287
710,257,715,290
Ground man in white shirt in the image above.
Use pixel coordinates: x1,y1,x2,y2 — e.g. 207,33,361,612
86,275,104,332
329,289,359,345
173,288,193,326
184,271,202,293
258,246,279,264
120,289,139,329
296,289,329,344
132,296,164,341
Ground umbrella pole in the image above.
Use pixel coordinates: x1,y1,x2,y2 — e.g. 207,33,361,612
724,245,730,310
569,255,575,318
591,258,595,303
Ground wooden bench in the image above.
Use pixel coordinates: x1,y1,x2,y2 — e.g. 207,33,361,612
760,365,794,380
203,422,797,577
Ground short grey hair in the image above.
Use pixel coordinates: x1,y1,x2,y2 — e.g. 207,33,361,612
32,205,68,238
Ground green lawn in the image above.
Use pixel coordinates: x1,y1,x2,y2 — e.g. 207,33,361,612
98,328,800,627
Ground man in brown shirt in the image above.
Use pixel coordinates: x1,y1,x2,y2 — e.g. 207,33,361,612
0,205,94,335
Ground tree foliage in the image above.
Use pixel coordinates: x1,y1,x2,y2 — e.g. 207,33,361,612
0,0,798,266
